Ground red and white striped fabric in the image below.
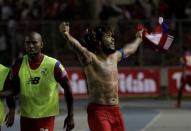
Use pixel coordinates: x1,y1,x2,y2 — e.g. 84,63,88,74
145,32,174,51
137,17,174,51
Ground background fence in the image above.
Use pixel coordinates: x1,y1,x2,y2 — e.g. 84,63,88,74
0,19,191,98
0,19,190,67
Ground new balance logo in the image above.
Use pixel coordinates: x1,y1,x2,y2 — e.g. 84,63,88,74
27,77,40,84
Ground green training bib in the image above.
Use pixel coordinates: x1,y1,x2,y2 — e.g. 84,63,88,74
0,64,9,125
19,55,62,118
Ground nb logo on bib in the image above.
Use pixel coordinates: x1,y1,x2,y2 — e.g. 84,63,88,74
27,77,40,85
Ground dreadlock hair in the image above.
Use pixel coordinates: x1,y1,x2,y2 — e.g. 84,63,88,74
82,24,112,53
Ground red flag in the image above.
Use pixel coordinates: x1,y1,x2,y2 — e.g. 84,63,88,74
137,17,174,51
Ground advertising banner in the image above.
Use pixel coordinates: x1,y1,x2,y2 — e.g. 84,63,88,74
64,68,161,97
168,67,191,96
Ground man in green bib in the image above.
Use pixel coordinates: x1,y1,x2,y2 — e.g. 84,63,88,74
0,64,15,131
10,32,74,131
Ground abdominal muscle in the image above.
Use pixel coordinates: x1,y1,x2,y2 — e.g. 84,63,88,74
87,78,119,105
84,55,119,105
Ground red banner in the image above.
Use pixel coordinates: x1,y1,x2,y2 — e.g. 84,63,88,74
63,67,161,97
118,68,160,96
168,67,191,96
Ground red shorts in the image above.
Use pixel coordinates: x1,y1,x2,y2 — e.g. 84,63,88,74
20,116,55,131
87,103,125,131
181,73,191,86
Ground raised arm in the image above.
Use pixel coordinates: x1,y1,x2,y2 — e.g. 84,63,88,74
116,30,143,62
59,22,92,65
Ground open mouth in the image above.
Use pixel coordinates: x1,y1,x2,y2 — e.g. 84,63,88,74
111,43,115,48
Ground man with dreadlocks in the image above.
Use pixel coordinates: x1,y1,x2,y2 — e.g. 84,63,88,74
60,22,143,131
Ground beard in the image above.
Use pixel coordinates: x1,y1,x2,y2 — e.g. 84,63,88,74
102,44,116,55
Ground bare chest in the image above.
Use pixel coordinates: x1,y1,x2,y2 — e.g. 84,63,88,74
98,61,117,77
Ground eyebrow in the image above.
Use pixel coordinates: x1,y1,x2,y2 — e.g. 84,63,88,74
64,22,69,25
104,33,113,36
25,41,38,43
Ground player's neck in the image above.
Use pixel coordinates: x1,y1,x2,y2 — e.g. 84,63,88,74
29,53,44,63
96,52,108,61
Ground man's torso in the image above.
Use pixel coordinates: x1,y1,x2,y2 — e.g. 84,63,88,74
84,53,119,105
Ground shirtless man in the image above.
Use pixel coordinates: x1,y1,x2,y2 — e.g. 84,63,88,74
60,22,143,131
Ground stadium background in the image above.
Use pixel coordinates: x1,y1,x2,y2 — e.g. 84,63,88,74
1,0,191,131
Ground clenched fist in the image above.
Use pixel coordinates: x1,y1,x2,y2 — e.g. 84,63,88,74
59,22,70,35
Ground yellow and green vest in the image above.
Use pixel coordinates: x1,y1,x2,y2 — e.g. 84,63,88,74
19,55,61,118
0,64,9,125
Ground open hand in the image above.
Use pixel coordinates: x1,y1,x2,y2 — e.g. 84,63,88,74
63,115,74,131
5,109,15,127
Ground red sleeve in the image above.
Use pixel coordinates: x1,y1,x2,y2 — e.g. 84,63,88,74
3,72,11,90
54,61,68,82
10,58,23,94
11,58,23,77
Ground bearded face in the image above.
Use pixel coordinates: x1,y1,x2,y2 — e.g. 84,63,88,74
101,32,116,55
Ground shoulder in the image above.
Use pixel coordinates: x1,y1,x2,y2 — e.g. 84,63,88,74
45,55,65,70
111,50,122,59
0,64,8,70
11,56,24,76
44,55,60,67
12,57,24,68
0,64,10,75
116,49,123,56
45,55,58,62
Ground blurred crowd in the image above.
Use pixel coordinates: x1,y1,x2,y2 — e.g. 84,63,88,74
0,0,191,66
0,0,190,22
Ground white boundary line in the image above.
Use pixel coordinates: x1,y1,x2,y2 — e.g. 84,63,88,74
140,111,162,131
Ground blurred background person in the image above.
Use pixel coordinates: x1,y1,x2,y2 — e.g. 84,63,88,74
176,47,191,108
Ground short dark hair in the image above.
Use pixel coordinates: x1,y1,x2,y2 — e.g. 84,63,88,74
82,25,112,53
25,31,43,42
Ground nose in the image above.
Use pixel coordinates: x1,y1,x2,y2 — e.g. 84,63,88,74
28,42,34,48
112,37,115,42
26,42,35,49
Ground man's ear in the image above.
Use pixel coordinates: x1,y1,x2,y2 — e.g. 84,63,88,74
98,41,102,46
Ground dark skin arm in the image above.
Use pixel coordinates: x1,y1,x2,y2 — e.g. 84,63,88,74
0,73,16,98
59,22,93,66
59,76,74,131
5,96,15,127
1,73,16,127
0,90,14,98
